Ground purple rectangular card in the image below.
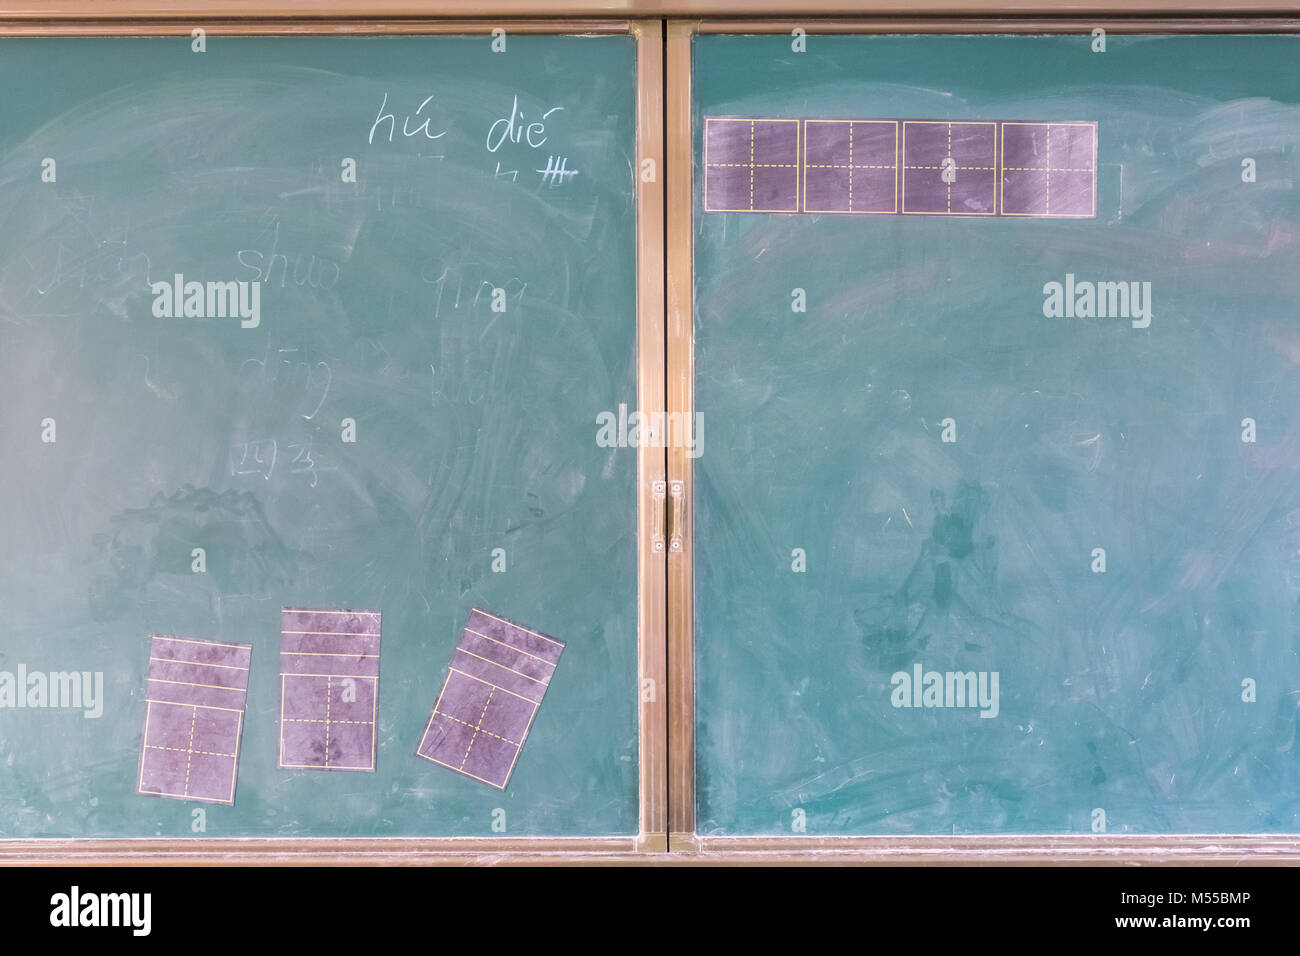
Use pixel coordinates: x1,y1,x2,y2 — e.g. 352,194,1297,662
138,636,251,805
703,116,1096,219
803,119,899,214
999,121,1097,218
704,117,801,213
279,608,381,772
416,609,564,790
901,120,999,215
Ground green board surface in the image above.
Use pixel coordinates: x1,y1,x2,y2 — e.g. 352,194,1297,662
0,35,639,837
693,34,1300,835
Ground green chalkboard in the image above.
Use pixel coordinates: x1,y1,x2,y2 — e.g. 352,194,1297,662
0,34,639,837
693,33,1300,835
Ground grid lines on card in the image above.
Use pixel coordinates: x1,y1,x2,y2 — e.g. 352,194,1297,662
703,116,1096,219
279,607,381,772
416,608,564,790
137,635,251,805
802,119,899,215
900,120,999,216
999,121,1099,218
703,117,801,213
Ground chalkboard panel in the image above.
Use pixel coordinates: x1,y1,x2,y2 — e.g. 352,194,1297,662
0,34,639,838
692,33,1300,835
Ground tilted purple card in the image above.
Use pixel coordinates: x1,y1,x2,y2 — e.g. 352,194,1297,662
138,636,251,805
416,609,564,789
279,608,381,771
704,116,1096,219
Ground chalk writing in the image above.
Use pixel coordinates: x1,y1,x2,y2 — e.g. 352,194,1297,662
369,93,449,145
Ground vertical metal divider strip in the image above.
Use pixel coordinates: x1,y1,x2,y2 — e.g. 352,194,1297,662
633,19,670,853
665,18,698,850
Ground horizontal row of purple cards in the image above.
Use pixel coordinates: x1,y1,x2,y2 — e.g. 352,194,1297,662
137,607,564,803
703,117,1097,218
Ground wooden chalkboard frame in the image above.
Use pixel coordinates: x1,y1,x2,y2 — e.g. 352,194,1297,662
5,2,1300,20
5,9,1300,868
0,16,668,865
666,15,1300,865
